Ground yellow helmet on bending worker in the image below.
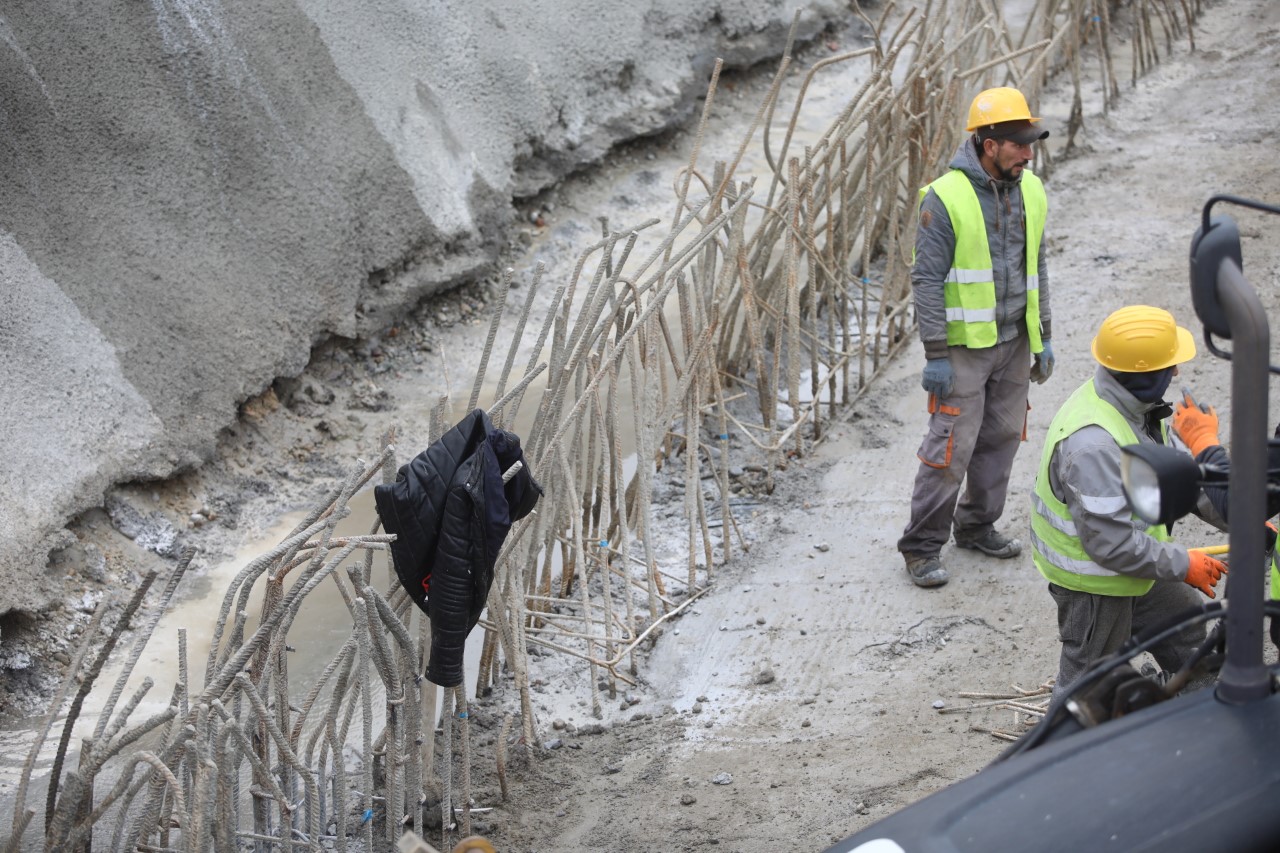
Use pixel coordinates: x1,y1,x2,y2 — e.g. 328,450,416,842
1091,304,1197,372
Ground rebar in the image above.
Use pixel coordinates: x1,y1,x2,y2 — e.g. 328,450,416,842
8,3,1201,849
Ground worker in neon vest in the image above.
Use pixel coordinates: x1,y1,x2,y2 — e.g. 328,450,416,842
1031,306,1227,700
899,87,1053,588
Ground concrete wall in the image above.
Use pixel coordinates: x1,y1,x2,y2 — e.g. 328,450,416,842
0,0,845,616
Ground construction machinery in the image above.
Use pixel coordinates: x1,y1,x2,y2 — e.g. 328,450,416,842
824,195,1280,853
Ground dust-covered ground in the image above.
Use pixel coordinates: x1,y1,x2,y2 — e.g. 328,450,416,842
4,1,1280,851
451,2,1280,850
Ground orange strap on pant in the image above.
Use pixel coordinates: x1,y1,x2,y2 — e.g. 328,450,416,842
927,394,960,416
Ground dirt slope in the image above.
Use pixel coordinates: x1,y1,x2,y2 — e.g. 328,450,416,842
468,2,1280,851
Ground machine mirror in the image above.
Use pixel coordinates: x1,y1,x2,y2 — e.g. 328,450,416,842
1120,443,1202,526
1189,213,1242,339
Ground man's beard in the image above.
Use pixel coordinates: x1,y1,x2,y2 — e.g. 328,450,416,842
996,160,1025,181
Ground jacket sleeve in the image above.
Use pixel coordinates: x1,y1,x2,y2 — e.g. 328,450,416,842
1037,211,1051,341
426,456,483,688
1192,444,1230,530
911,187,954,359
425,418,544,688
1192,442,1280,531
497,432,542,523
1050,425,1190,582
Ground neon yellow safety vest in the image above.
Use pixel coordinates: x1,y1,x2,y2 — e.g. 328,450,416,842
919,168,1047,353
1030,379,1170,596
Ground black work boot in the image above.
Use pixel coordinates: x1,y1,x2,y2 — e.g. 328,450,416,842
954,529,1022,559
904,554,949,588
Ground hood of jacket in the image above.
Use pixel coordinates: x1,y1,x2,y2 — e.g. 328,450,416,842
1092,365,1171,436
949,134,1023,196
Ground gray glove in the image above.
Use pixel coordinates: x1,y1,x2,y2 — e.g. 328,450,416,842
1031,341,1054,384
921,357,954,397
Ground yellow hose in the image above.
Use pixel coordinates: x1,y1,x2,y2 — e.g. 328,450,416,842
1189,544,1230,556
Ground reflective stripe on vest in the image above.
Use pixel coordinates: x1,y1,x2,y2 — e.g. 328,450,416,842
919,168,1046,353
1030,379,1169,596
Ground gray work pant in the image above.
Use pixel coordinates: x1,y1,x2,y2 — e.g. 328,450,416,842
1048,580,1207,702
898,334,1031,558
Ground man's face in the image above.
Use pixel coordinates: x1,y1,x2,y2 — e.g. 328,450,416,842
984,138,1034,180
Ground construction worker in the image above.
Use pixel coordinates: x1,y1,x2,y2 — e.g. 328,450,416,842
1030,306,1228,700
1169,394,1280,646
899,86,1053,587
1168,390,1280,525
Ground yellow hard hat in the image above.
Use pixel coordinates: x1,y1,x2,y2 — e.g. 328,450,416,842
1091,305,1197,372
966,87,1041,132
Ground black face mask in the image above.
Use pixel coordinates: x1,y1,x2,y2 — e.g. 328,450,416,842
1109,367,1175,403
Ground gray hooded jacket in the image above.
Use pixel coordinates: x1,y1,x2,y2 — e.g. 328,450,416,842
912,136,1051,359
1042,367,1193,582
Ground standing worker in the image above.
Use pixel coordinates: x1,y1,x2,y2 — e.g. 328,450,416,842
899,87,1053,588
1030,306,1227,700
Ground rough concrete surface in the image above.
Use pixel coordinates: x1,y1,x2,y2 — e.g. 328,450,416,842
0,0,845,618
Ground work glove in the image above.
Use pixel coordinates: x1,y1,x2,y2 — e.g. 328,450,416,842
921,357,954,397
1185,549,1228,599
1172,389,1220,457
1030,341,1055,384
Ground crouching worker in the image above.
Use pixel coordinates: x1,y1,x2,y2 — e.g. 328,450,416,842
1030,306,1228,700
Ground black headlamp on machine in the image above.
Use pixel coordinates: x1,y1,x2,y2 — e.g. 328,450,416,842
1118,442,1228,527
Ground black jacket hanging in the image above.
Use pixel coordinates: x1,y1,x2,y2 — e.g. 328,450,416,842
374,408,541,686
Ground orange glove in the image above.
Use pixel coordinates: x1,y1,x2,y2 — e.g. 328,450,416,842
1172,390,1220,456
1186,550,1228,598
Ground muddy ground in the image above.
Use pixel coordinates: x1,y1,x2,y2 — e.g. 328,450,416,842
3,1,1280,851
